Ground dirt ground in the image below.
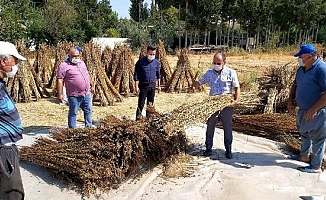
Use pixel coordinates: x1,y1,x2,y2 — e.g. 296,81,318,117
16,53,295,133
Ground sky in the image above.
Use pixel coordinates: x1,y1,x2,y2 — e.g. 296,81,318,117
111,0,151,19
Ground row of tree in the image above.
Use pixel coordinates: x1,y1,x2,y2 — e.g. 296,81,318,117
1,0,326,51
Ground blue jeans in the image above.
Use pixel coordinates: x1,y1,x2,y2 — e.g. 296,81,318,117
297,108,326,169
205,107,234,153
68,94,92,128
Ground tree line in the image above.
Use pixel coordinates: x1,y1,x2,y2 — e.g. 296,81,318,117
1,0,326,51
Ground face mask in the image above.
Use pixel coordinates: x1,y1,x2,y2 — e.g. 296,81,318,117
5,64,19,78
71,58,80,64
298,58,304,66
147,55,155,61
213,64,223,71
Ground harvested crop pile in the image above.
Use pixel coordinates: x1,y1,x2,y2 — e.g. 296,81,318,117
230,113,326,169
20,92,260,195
167,48,198,93
106,44,136,96
258,62,297,113
20,114,187,196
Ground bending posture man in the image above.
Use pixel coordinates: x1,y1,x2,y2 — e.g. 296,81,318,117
0,41,26,199
288,44,326,173
57,47,95,128
134,45,161,120
194,52,240,159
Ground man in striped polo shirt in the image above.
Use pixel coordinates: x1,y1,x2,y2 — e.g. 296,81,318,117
0,41,26,199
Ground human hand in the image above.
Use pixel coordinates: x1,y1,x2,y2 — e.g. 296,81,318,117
304,108,317,120
287,101,296,114
229,100,238,107
57,94,63,103
91,86,96,95
157,86,161,93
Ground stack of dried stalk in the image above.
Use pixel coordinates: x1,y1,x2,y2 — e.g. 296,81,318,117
107,44,136,96
138,43,148,59
82,42,123,106
101,46,112,76
258,62,298,113
155,40,172,89
229,113,326,168
20,114,187,196
33,43,54,85
167,48,197,93
7,40,50,102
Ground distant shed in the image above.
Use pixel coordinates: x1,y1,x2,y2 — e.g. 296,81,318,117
91,37,129,52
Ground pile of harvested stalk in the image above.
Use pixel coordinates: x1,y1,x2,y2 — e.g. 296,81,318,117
101,46,112,74
33,43,54,85
258,62,298,113
230,113,326,169
20,114,187,196
107,44,136,96
167,48,198,93
7,40,50,102
83,42,123,106
156,40,172,89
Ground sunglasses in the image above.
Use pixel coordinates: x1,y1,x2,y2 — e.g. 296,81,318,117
213,62,223,65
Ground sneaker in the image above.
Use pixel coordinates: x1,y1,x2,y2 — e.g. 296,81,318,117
297,166,322,173
203,149,212,156
225,152,233,159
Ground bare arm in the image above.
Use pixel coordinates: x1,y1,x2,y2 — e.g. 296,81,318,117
89,75,95,94
57,78,64,102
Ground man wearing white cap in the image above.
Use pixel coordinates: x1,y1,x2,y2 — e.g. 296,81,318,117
288,44,326,173
0,41,26,199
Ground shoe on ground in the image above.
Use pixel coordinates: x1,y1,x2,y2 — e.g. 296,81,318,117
225,152,233,159
297,166,322,173
203,149,212,156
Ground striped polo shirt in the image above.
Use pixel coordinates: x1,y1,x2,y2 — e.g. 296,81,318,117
0,78,23,145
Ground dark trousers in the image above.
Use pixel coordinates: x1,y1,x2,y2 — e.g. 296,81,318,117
205,107,234,153
136,83,156,119
0,145,24,200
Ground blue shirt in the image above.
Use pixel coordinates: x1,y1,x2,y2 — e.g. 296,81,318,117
295,59,326,109
0,78,23,145
134,57,160,83
199,66,240,96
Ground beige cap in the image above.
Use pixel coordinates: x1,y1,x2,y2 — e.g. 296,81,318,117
0,41,26,60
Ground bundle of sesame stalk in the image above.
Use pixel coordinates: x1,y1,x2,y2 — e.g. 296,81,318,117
157,92,262,126
7,40,50,102
20,114,187,196
167,48,198,93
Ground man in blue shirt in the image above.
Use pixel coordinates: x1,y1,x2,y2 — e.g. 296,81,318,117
134,45,161,120
0,41,26,199
194,52,240,159
288,44,326,173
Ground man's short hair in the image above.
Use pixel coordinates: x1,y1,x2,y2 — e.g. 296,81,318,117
147,45,156,52
215,51,226,61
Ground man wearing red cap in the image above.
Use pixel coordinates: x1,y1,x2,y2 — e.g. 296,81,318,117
288,43,326,173
0,41,26,199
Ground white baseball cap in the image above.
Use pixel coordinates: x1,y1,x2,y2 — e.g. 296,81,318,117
0,41,26,60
